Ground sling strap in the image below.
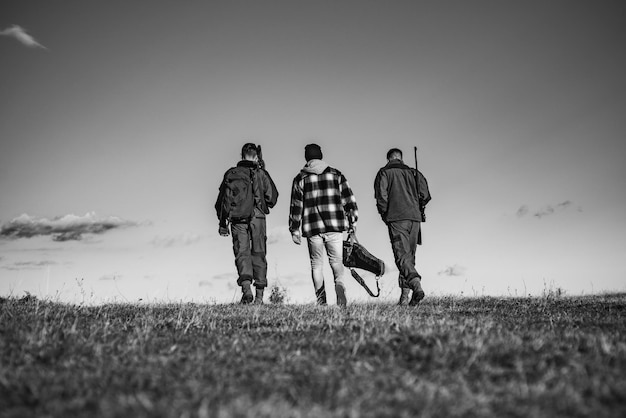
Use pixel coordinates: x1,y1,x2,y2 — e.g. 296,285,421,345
345,230,382,297
350,268,381,297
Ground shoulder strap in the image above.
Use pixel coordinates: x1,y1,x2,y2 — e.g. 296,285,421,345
346,230,381,297
350,269,380,297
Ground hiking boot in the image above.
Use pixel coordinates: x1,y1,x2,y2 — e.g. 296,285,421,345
398,288,411,306
254,287,264,305
408,277,425,306
240,281,253,304
315,285,327,305
335,284,347,307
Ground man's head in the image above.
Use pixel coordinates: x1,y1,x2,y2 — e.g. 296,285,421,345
305,143,323,162
241,143,259,161
387,148,403,161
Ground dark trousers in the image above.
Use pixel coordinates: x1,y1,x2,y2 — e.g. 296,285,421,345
231,216,267,288
387,220,421,289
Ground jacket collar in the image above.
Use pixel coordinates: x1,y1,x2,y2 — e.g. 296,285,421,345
385,159,409,169
237,160,258,168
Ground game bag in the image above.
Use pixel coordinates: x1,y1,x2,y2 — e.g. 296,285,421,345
343,231,385,297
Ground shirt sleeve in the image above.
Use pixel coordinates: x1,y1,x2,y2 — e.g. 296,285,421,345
288,176,304,232
339,173,358,222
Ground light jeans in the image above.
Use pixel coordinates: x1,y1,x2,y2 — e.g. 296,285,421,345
306,232,346,297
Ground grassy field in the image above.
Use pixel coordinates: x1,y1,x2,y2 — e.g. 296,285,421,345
1,294,625,418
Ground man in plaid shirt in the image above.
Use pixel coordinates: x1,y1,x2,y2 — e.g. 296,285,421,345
289,144,358,306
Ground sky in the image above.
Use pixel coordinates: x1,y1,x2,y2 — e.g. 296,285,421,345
1,0,625,305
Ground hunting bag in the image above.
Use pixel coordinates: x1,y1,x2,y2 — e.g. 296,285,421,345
343,231,385,297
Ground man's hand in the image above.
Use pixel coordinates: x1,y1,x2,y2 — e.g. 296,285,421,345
219,224,229,237
291,230,301,245
347,210,358,233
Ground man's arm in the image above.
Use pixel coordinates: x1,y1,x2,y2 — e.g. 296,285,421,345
288,176,304,244
262,169,279,209
373,170,389,222
215,173,229,236
418,171,431,205
338,173,358,227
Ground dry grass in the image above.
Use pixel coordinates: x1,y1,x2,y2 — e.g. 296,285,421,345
1,293,625,417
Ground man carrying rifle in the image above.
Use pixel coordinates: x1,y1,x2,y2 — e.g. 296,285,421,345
374,148,431,306
216,143,278,304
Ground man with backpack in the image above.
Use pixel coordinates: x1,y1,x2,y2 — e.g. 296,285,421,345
216,143,279,304
288,144,358,307
374,148,431,306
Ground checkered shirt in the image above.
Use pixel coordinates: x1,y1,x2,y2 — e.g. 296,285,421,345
289,167,358,237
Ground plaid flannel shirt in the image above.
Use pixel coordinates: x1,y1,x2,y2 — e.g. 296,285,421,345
289,166,358,237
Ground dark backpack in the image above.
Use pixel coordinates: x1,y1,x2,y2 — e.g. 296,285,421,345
218,166,256,223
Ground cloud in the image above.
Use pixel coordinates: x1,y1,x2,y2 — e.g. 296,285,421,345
516,201,579,219
151,233,203,248
438,264,466,277
516,205,529,218
533,201,573,219
99,274,121,281
2,260,57,271
212,273,233,281
0,25,46,49
0,212,138,241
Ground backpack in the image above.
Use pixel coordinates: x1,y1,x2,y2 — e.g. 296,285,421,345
218,166,256,223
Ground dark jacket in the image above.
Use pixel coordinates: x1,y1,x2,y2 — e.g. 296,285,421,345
374,159,430,224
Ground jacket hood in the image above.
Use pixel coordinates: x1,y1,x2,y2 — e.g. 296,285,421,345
301,159,329,175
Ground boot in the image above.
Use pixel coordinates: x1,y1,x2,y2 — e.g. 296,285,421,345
335,284,347,307
398,288,411,306
254,287,264,304
315,284,327,305
408,277,425,306
240,280,253,304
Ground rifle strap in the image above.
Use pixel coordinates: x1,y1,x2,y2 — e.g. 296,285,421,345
350,269,380,297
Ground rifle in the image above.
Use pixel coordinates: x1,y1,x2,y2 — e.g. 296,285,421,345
414,146,426,222
257,145,265,170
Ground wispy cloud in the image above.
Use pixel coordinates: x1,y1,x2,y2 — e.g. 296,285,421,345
151,233,203,248
533,201,573,219
212,273,233,282
0,212,138,242
516,201,579,219
2,260,57,271
99,274,122,281
0,25,46,49
438,264,466,277
516,205,529,218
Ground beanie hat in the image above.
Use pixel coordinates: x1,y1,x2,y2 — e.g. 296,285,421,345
305,144,323,161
